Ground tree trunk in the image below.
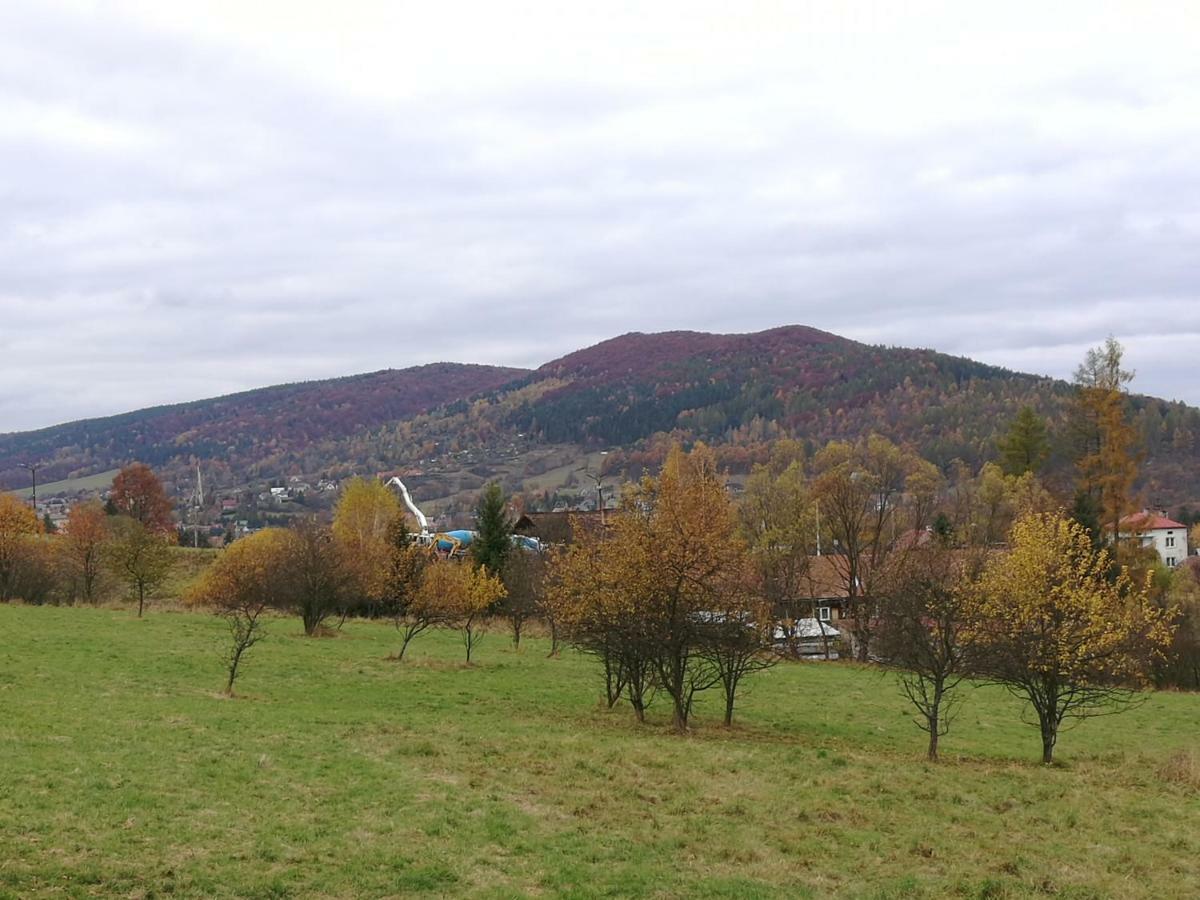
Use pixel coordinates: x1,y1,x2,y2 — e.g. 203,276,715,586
603,654,622,708
225,656,239,696
629,694,646,723
137,584,145,618
625,663,650,722
723,677,737,727
671,694,689,732
1040,718,1056,764
927,685,942,761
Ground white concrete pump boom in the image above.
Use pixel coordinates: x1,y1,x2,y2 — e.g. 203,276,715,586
385,476,429,534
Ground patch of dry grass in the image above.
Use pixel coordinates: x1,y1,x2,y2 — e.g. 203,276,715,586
1157,748,1200,791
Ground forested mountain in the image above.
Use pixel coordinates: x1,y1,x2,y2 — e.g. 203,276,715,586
512,326,1056,454
3,326,1199,507
0,364,526,491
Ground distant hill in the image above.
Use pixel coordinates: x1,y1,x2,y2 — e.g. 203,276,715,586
3,326,1198,509
510,325,1052,451
0,363,527,492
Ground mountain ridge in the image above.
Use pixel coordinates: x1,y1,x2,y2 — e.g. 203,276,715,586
2,326,1198,507
0,362,527,490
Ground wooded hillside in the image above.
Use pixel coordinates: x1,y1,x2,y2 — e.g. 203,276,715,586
3,327,1198,506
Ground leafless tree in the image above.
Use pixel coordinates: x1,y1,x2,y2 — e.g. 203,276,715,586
875,542,981,760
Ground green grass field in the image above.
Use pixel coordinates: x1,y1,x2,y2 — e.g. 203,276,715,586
1,605,1197,899
12,469,120,499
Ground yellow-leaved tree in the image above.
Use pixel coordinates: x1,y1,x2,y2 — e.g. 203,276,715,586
104,517,173,617
549,443,767,730
0,493,43,602
545,519,656,718
416,561,505,663
739,446,818,633
188,528,294,695
812,435,925,661
332,477,402,613
969,511,1174,763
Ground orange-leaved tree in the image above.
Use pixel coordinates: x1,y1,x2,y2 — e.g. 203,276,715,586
550,443,764,731
63,500,109,603
1071,337,1141,544
968,511,1174,764
110,463,175,535
379,516,433,661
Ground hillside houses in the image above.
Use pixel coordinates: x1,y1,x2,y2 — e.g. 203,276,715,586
1119,510,1190,567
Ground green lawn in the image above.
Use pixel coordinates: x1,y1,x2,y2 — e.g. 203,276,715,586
0,606,1197,899
12,469,120,499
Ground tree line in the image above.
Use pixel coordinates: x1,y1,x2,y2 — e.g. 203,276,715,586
2,339,1196,764
187,477,517,694
1,463,178,613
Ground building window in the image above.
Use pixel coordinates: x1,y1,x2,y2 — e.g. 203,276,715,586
1167,557,1178,568
818,606,831,622
1166,536,1176,548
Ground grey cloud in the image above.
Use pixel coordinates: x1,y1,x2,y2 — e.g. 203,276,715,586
1,3,1199,431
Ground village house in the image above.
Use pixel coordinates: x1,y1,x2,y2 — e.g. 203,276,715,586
512,509,609,545
772,555,852,625
1119,510,1190,567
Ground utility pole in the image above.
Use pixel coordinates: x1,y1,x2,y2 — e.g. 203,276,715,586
20,463,41,511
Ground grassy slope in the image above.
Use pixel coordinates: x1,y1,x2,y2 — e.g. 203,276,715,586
0,606,1197,899
12,469,119,499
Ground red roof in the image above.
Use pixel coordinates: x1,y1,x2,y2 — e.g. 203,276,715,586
1120,512,1186,531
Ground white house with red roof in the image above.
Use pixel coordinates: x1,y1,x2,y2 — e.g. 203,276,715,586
1119,510,1189,568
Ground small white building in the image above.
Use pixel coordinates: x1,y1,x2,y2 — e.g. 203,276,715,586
1119,511,1189,568
774,618,841,659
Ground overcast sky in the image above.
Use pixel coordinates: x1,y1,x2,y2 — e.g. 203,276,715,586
3,0,1199,431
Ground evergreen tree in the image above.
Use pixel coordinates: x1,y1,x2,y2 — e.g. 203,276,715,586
932,511,953,540
1070,489,1103,548
997,406,1050,475
472,482,512,577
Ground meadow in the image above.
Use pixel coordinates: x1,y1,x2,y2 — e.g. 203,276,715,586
1,604,1197,898
12,470,120,500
